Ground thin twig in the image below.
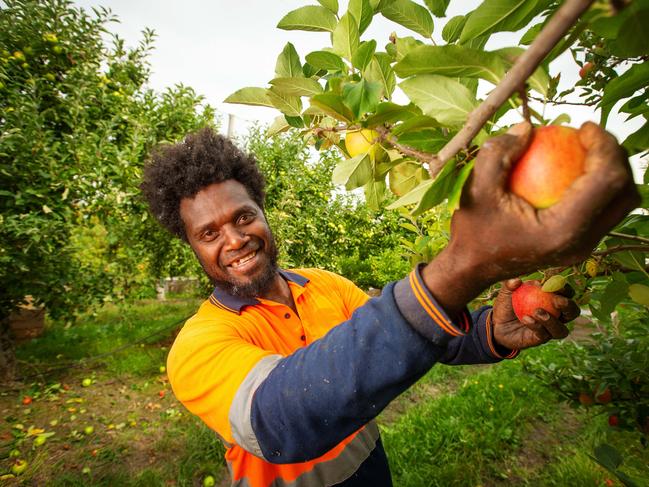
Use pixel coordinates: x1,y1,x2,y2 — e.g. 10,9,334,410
375,126,437,164
608,231,649,245
593,245,649,257
429,0,596,177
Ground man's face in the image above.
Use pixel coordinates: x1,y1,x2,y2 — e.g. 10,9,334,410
180,180,278,298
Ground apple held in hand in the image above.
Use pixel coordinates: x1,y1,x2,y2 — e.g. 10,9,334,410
512,281,561,322
508,125,586,208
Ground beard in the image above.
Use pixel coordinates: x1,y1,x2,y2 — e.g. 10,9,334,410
207,232,280,299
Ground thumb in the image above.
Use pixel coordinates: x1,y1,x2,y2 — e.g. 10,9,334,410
473,122,532,199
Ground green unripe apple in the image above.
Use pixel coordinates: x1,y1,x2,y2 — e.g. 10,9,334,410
345,129,380,159
203,475,216,487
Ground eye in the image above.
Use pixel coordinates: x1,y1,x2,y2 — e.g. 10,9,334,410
201,229,219,241
238,213,254,225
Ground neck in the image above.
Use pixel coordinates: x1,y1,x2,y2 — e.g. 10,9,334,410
260,272,296,312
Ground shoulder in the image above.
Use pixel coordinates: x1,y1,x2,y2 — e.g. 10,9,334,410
291,268,356,289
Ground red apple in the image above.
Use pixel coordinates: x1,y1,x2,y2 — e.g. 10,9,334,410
511,282,561,322
579,62,594,78
608,414,619,427
508,125,586,208
578,392,594,406
596,387,612,404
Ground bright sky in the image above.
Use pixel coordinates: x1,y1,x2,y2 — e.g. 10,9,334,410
73,0,643,176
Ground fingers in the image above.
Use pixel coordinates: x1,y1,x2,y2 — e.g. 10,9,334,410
553,295,580,323
502,278,522,293
472,122,532,201
545,123,637,235
521,315,551,342
522,308,570,339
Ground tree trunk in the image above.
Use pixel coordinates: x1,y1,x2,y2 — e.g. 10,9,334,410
0,316,16,383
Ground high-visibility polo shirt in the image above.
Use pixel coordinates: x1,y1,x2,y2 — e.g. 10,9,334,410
168,269,377,486
168,266,518,487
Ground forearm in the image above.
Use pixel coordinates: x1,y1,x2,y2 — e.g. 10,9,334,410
420,241,496,318
238,269,514,464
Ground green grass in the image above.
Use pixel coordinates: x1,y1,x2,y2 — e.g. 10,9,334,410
381,343,649,486
16,299,201,377
6,299,649,486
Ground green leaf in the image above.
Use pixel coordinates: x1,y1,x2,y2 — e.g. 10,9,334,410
223,87,274,108
267,116,290,136
277,5,338,32
386,35,425,61
400,74,477,127
353,40,377,71
629,284,649,307
442,15,467,43
599,278,629,316
275,43,303,78
269,77,323,97
397,129,446,153
447,161,473,212
317,0,339,14
381,0,434,38
614,8,649,56
622,121,649,157
349,0,374,34
495,47,550,96
305,51,346,72
395,45,507,84
600,63,649,125
285,115,305,128
387,178,435,209
520,21,543,45
332,154,372,189
459,0,551,43
542,275,567,292
391,115,440,135
364,179,387,210
424,0,450,17
310,93,354,123
365,53,397,100
267,89,303,117
333,12,360,61
387,160,456,215
342,79,382,119
389,161,429,196
594,444,623,471
365,102,420,126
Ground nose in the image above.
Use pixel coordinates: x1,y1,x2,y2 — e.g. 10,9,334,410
222,224,250,251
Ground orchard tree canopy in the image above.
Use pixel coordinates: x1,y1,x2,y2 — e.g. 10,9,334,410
0,0,214,325
226,0,649,316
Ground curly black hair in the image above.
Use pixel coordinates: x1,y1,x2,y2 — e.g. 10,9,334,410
140,127,266,241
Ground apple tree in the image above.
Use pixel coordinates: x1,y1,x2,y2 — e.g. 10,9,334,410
225,0,649,441
0,0,214,380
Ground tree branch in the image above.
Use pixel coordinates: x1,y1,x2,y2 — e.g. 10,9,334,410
429,0,596,177
593,245,649,257
608,231,649,245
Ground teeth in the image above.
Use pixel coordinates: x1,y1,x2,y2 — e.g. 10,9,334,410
232,251,256,268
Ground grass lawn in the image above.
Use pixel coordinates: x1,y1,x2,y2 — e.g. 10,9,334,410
1,299,647,485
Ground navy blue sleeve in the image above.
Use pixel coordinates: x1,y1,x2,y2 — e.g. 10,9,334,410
251,267,518,464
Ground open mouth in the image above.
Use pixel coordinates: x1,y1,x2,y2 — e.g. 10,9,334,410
228,250,257,269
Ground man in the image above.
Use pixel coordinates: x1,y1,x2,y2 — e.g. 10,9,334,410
140,122,638,487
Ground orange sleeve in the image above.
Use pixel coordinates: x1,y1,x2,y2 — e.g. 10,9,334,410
167,309,275,443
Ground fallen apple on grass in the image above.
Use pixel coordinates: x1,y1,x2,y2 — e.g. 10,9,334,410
508,125,586,209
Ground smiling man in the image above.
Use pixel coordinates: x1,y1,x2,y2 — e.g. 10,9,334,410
140,125,638,487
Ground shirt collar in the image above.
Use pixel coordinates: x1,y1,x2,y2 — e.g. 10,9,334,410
209,269,309,314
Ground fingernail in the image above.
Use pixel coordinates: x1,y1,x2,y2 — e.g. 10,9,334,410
507,122,530,137
537,310,549,320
